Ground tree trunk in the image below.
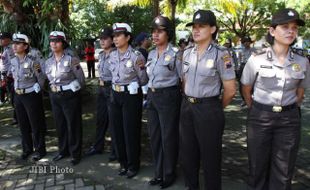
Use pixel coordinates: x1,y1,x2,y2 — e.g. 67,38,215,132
152,0,160,17
170,0,177,44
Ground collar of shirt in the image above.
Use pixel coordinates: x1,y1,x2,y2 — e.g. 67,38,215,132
192,42,214,61
117,45,133,61
51,53,66,64
266,47,295,68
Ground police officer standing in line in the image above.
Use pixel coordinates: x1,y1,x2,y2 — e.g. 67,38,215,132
85,27,116,161
109,23,148,178
241,8,310,190
9,33,46,161
237,36,255,107
180,10,236,190
146,15,182,189
0,32,17,124
45,31,85,166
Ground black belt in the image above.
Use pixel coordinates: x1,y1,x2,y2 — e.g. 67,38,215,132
99,80,112,87
184,95,219,104
253,101,297,113
149,85,179,93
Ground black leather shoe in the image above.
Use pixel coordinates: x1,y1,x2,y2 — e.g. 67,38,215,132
84,147,102,156
32,152,46,161
53,154,66,161
20,152,32,160
70,158,80,166
160,178,175,189
108,154,117,162
118,168,128,176
126,170,138,179
148,177,163,186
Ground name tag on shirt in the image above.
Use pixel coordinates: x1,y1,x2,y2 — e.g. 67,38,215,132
24,62,29,68
260,65,272,69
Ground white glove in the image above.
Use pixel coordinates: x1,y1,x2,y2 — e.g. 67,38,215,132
70,80,81,92
33,83,41,93
127,81,139,95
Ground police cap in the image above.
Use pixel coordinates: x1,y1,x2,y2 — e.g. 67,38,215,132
271,8,305,26
186,10,216,27
152,16,172,30
12,33,29,44
100,27,113,39
0,32,12,39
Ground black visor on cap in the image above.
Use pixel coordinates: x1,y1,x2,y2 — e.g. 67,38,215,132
186,10,216,27
271,8,305,26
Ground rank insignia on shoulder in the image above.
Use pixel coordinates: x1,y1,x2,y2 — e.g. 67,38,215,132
172,47,179,52
292,63,301,72
134,50,141,55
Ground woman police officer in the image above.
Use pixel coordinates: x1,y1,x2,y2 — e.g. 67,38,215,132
241,8,310,190
109,23,148,178
45,31,85,166
180,10,236,190
146,15,182,188
10,33,46,161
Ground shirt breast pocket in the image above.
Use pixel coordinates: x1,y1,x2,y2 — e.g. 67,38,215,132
198,68,216,77
60,66,71,73
257,69,277,89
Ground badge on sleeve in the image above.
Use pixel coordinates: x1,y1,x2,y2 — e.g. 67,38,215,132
222,54,232,69
126,60,133,68
292,63,301,72
206,59,214,68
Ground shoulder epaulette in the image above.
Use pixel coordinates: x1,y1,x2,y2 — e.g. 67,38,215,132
214,44,228,51
184,44,194,53
172,47,179,52
253,48,267,56
133,49,141,56
292,48,306,57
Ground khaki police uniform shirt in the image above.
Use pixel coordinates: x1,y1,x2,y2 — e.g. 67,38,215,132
182,43,236,98
45,54,85,88
109,45,148,86
98,50,112,82
146,43,182,88
241,47,310,106
0,45,14,73
10,55,45,89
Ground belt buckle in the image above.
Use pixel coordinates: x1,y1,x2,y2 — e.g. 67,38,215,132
151,88,156,92
51,85,58,92
272,105,282,112
115,85,121,92
188,97,197,104
99,80,104,86
15,89,23,95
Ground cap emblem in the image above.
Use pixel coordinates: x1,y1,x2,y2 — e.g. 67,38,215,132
155,18,160,24
195,13,201,20
288,11,294,16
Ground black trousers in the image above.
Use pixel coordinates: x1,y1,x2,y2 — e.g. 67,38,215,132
110,89,143,171
147,86,181,181
87,60,95,78
49,90,83,159
247,105,301,190
94,86,115,154
180,96,224,190
14,92,46,155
